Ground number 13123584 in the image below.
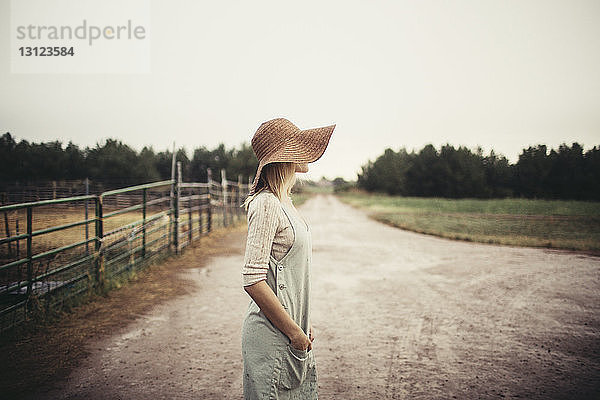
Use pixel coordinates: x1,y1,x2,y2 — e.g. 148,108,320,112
19,47,75,56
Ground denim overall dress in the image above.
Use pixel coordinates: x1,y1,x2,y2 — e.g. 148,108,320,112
242,199,318,400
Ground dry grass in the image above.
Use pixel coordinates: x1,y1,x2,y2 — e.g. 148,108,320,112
0,207,205,258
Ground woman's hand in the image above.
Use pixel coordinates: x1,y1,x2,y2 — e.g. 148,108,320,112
245,281,311,351
290,328,312,351
309,325,315,343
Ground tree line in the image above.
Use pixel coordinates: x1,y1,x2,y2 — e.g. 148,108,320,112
3,132,599,200
357,142,600,200
0,132,258,186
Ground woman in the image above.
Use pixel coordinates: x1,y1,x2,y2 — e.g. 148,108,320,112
240,118,336,399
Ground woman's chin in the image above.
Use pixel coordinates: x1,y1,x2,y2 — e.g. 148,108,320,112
295,163,309,173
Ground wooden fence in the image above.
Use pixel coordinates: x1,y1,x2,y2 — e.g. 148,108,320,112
0,164,251,334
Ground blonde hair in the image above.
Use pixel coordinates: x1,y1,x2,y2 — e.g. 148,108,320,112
241,162,297,211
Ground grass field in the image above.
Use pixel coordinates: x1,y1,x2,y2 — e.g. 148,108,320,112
290,191,313,206
335,190,600,253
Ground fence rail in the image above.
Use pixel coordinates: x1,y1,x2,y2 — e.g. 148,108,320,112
0,165,251,334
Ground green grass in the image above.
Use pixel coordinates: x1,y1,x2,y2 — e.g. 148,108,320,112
336,190,600,253
291,183,328,206
290,192,312,207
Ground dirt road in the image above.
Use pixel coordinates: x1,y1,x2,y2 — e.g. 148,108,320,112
30,194,600,399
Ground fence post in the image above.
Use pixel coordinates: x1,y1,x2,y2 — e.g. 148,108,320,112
25,207,33,301
85,178,89,255
188,188,193,244
237,174,242,220
221,169,228,227
2,193,12,256
174,161,181,254
207,168,213,233
247,175,252,211
15,217,20,257
142,188,147,258
169,145,176,251
95,196,104,290
197,181,203,238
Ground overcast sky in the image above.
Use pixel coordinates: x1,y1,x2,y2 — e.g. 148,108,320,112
2,0,599,181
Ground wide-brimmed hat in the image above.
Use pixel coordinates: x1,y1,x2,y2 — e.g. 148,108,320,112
249,118,336,195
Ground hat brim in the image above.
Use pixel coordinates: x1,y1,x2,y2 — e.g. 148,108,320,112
248,123,336,195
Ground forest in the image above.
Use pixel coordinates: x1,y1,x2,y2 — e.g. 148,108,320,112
0,132,258,186
357,142,600,200
2,132,599,200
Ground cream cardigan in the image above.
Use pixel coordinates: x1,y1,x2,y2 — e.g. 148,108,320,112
242,190,294,287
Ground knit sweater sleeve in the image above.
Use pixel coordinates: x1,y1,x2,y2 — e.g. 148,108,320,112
242,193,280,287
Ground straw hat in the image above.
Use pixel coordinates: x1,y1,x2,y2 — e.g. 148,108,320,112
249,118,336,195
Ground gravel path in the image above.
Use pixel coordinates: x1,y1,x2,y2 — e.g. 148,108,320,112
30,194,600,399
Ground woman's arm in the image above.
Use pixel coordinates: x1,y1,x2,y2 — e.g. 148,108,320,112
245,281,312,351
242,194,311,350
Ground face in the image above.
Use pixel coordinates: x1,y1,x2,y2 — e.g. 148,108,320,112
295,163,309,173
